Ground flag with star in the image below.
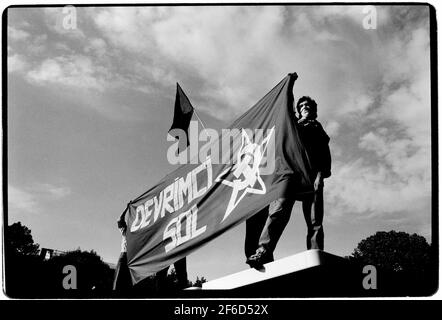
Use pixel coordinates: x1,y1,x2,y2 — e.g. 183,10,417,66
120,73,313,285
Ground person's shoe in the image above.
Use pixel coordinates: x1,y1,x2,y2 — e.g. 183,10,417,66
246,247,274,268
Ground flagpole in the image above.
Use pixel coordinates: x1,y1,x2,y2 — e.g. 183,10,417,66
193,109,209,138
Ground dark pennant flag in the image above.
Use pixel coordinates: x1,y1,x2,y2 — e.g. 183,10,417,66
169,83,194,148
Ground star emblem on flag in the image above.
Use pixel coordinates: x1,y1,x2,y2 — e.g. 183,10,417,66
216,127,275,222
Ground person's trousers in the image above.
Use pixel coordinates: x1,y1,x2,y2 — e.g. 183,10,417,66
244,188,324,257
245,207,269,258
113,252,132,292
156,257,188,290
302,188,324,251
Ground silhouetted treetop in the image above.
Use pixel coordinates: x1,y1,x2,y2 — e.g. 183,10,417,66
351,230,431,273
6,221,40,257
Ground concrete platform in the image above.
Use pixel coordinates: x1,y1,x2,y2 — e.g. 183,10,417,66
178,250,435,297
183,250,367,297
203,249,341,290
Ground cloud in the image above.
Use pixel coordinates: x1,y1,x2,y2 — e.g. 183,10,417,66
8,26,30,41
315,5,390,27
26,55,106,91
33,183,72,200
22,49,145,120
84,38,108,58
8,7,432,233
90,7,295,116
8,183,72,214
324,121,340,137
86,6,403,122
8,185,39,214
327,22,431,224
377,26,431,142
13,6,419,121
27,34,49,56
326,159,430,218
8,54,28,73
301,7,431,234
358,130,429,179
10,7,430,122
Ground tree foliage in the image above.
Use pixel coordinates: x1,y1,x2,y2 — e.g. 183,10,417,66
192,276,207,288
48,249,114,293
5,221,206,297
5,221,115,298
6,222,40,257
349,230,437,295
351,230,432,274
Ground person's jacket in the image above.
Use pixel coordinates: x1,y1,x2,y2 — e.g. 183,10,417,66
297,118,332,179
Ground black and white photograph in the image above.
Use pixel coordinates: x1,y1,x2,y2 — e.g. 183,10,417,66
2,3,438,302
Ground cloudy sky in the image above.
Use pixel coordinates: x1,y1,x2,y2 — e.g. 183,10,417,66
7,5,432,282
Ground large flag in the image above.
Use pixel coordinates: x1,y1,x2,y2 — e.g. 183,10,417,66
121,73,313,284
168,83,194,147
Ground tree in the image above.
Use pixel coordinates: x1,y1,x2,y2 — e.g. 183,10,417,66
5,222,115,298
47,249,115,295
350,230,436,295
192,276,207,288
5,222,42,298
351,230,432,273
6,222,40,257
